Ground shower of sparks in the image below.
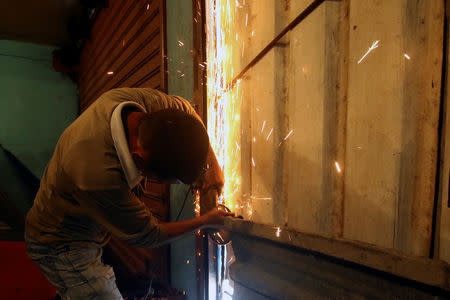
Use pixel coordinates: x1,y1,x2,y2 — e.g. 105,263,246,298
266,128,273,141
404,53,411,60
358,40,379,64
251,30,254,36
207,0,242,211
186,259,190,264
279,129,294,146
252,157,255,167
216,232,225,243
107,71,114,75
194,190,200,216
335,161,342,173
253,137,256,143
260,120,266,134
245,13,248,26
146,3,149,10
276,227,281,237
178,40,184,47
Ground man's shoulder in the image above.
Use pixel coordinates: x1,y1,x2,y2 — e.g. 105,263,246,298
60,138,125,191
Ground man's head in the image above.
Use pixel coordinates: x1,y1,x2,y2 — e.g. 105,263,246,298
131,109,210,184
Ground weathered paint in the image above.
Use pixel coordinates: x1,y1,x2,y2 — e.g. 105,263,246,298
166,1,198,299
344,0,443,256
0,40,77,217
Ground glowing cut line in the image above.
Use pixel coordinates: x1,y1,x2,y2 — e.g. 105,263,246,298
335,161,342,173
261,120,266,134
358,40,379,64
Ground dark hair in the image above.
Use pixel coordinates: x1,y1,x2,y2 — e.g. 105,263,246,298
138,109,210,184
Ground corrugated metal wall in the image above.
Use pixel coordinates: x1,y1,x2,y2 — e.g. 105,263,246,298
78,0,167,111
77,1,171,297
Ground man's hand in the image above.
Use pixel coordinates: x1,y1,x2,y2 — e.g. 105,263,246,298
162,207,234,238
203,207,235,225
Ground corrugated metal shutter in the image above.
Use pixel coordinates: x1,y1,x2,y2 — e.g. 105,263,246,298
77,1,172,297
78,0,167,111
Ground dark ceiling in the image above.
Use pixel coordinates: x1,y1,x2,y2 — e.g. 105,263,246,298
0,0,85,46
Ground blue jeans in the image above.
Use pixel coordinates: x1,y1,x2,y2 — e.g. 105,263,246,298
25,237,123,300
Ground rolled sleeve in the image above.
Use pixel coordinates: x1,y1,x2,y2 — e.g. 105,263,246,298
73,186,168,248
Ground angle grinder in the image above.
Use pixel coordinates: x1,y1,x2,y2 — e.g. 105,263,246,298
200,188,235,245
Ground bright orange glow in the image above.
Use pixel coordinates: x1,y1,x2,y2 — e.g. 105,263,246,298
194,189,200,217
206,0,242,215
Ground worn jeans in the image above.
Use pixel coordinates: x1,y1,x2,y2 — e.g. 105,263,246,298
25,237,123,300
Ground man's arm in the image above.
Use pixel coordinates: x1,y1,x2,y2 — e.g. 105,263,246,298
74,187,233,247
161,208,233,237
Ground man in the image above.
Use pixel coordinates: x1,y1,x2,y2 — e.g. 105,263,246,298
25,88,232,299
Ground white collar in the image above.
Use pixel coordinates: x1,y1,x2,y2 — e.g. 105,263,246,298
110,101,146,189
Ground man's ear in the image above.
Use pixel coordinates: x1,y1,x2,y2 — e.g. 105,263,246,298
132,152,145,171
